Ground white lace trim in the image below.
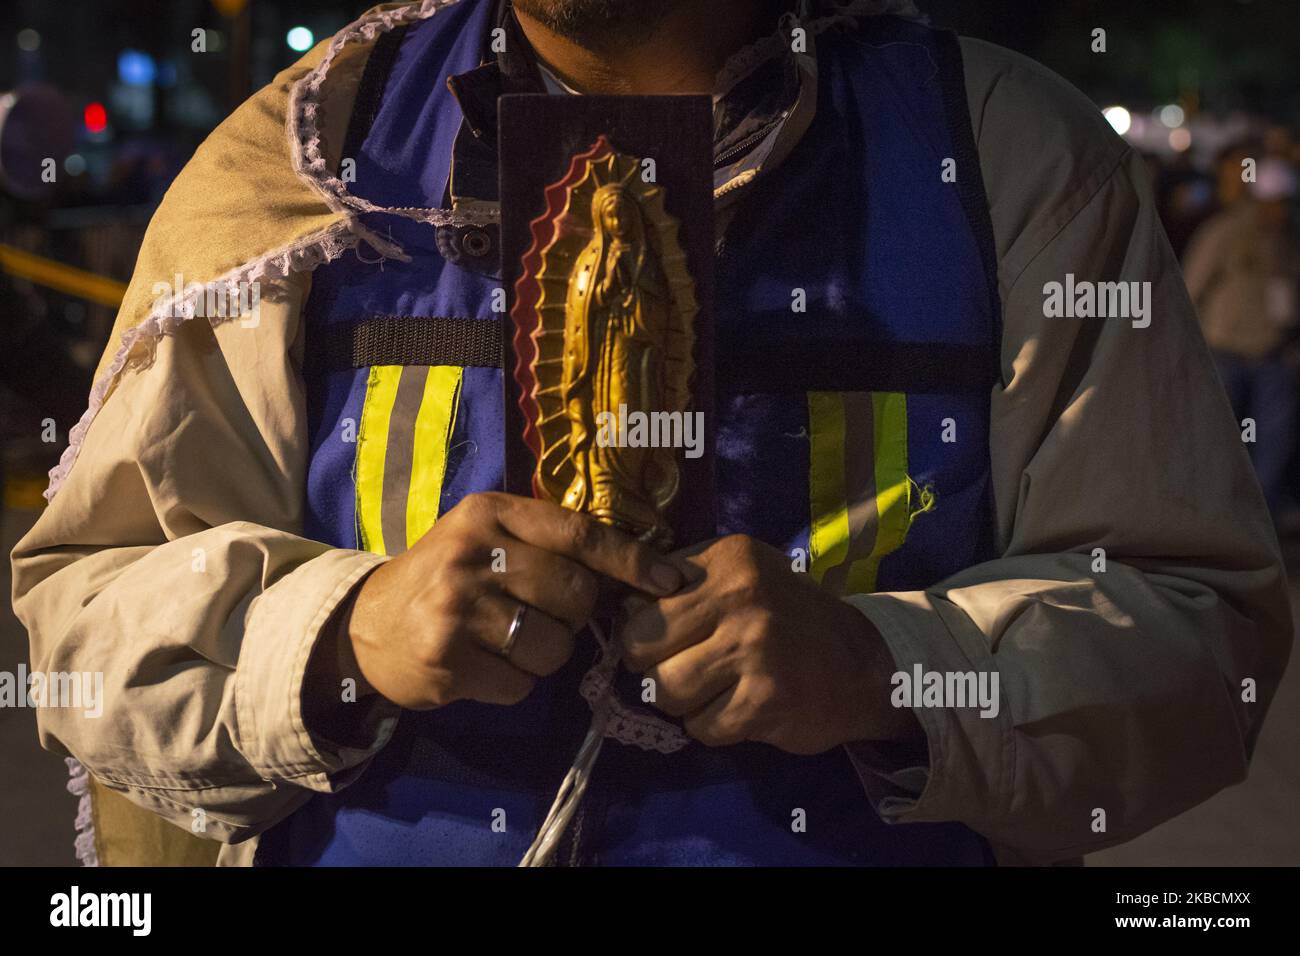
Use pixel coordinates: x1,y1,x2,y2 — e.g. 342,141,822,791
579,635,690,755
66,758,99,867
288,0,498,228
45,221,369,502
49,1,462,504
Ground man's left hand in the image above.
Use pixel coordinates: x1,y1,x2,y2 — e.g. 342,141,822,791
620,535,920,755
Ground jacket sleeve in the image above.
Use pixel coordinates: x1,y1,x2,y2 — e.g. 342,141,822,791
844,40,1292,863
10,276,397,844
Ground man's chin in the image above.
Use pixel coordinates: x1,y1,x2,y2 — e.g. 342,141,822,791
512,0,683,50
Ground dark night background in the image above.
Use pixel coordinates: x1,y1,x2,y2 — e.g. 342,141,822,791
3,1,1298,147
4,1,1297,119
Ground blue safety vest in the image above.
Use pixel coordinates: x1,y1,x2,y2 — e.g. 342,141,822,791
258,0,1001,866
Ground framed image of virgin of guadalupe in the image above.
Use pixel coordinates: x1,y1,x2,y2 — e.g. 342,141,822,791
499,94,715,549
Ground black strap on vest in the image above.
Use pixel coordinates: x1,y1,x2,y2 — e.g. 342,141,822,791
716,339,999,395
313,23,509,376
317,315,504,369
339,23,411,168
934,28,1005,390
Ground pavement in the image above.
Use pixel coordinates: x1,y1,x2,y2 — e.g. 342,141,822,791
0,506,79,865
1,502,1296,867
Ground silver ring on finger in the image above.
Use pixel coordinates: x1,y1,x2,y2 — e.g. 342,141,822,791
500,603,528,660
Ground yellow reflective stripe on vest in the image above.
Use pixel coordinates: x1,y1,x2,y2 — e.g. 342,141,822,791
356,365,465,556
808,391,912,594
356,365,404,555
866,391,912,590
808,391,853,580
406,365,463,547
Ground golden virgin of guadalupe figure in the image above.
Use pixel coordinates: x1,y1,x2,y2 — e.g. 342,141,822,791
560,183,673,536
521,142,697,545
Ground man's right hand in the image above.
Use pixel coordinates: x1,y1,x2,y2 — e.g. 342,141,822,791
329,492,684,711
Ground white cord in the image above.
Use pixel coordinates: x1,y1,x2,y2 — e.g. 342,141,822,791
518,620,615,867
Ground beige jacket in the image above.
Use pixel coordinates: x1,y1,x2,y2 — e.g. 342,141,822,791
11,2,1292,867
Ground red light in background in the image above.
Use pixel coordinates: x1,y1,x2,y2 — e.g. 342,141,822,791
84,102,108,134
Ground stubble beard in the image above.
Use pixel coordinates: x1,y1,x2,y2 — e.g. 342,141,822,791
511,0,688,51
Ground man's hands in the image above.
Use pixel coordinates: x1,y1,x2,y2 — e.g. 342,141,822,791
308,508,916,760
328,492,683,712
621,535,921,756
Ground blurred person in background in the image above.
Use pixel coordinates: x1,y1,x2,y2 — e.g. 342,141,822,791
1184,157,1300,520
1158,139,1260,261
1216,139,1262,210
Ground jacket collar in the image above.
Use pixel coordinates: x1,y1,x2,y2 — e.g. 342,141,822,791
445,0,816,206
